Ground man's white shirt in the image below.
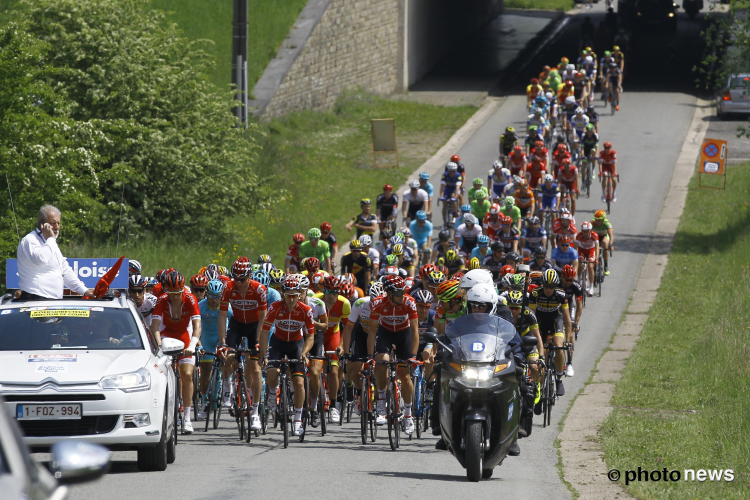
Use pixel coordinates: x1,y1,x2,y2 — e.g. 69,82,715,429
17,229,88,299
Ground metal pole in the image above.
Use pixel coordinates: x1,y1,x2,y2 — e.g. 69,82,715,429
232,0,248,125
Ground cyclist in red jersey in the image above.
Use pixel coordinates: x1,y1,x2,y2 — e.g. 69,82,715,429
575,221,600,296
483,203,504,240
260,275,315,437
150,270,202,434
527,155,547,189
506,145,528,178
552,211,578,248
368,275,419,435
284,233,306,273
531,140,548,165
556,158,579,214
598,141,618,202
551,143,571,178
217,259,268,431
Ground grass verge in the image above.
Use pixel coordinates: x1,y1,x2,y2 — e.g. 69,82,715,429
65,91,479,277
599,164,750,499
150,0,308,90
504,0,575,11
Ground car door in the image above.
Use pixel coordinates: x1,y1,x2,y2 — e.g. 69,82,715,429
139,312,175,431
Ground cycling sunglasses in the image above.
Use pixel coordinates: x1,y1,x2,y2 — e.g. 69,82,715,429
235,276,249,282
389,291,405,297
128,288,144,294
167,289,183,295
284,293,301,300
323,289,339,294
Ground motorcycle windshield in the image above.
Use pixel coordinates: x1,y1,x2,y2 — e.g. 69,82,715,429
444,314,517,362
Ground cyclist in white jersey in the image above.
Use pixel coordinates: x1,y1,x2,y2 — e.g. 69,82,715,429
128,275,157,325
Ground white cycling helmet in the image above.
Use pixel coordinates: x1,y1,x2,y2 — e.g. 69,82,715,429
566,64,575,72
459,269,494,290
585,55,593,63
565,96,576,104
446,162,458,171
359,235,372,246
409,179,420,189
492,160,503,169
575,107,584,114
544,173,554,183
545,91,554,101
466,283,498,315
463,213,478,225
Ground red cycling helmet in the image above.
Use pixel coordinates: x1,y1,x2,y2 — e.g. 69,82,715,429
559,235,573,245
556,143,568,152
304,257,321,273
500,265,514,277
232,260,251,278
451,154,461,163
190,274,208,288
293,233,306,244
562,265,576,279
603,141,612,149
320,222,332,232
513,145,523,153
501,214,513,225
340,282,356,300
320,275,341,291
535,140,544,149
163,270,185,291
419,263,438,280
383,184,393,191
531,78,539,84
383,275,406,293
562,157,572,165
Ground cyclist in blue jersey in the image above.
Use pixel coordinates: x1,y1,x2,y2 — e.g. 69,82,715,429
470,234,491,262
455,204,472,232
409,210,433,266
488,161,511,202
418,172,434,218
519,216,548,261
440,162,463,221
252,270,281,342
537,174,561,213
551,235,579,275
197,279,231,419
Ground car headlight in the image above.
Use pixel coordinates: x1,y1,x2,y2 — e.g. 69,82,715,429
668,12,675,16
100,367,151,392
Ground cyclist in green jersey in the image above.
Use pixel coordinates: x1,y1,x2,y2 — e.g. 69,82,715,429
299,228,332,274
500,196,523,231
591,210,614,275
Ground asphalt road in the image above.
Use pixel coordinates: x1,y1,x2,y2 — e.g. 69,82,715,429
63,7,714,499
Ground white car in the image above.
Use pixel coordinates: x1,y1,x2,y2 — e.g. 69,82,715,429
0,293,180,472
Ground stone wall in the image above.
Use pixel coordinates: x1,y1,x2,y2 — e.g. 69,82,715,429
262,0,400,118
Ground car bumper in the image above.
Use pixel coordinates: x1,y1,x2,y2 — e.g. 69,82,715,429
717,100,750,114
2,388,166,448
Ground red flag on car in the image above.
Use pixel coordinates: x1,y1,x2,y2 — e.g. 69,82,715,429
92,256,125,298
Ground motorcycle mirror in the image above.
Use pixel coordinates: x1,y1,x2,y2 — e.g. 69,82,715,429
504,345,514,357
422,329,438,343
522,335,538,348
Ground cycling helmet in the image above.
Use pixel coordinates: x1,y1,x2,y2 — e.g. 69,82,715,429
500,265,514,277
400,227,412,238
232,260,251,278
491,241,504,252
282,275,303,293
565,96,575,105
304,257,321,273
542,269,560,286
436,280,461,302
412,289,434,305
320,222,332,232
500,273,514,289
506,126,515,134
308,228,322,239
507,290,524,307
469,257,481,270
463,213,478,225
603,141,612,149
532,107,542,115
207,279,224,297
505,251,521,263
562,265,576,280
251,271,270,286
259,263,274,274
339,273,356,285
340,282,356,300
459,269,493,289
359,235,372,246
451,154,461,163
383,275,406,293
360,198,371,206
191,274,209,288
531,78,539,84
257,254,271,264
369,281,385,300
426,270,446,286
500,214,513,226
594,209,607,220
534,246,547,256
513,145,523,153
269,269,285,285
385,254,399,266
383,184,393,191
466,283,498,314
416,210,428,221
164,270,185,291
419,172,430,180
419,263,438,280
474,188,487,199
409,179,421,189
445,249,459,263
146,277,158,287
438,229,451,242
529,271,543,284
545,91,554,101
129,274,147,288
390,234,403,246
128,259,142,276
529,125,538,132
297,274,311,290
350,240,363,251
559,235,573,245
575,107,584,115
511,274,526,289
382,265,400,276
561,212,573,221
320,275,341,291
489,203,501,215
446,162,458,171
218,266,229,276
461,204,472,213
391,244,404,256
477,234,490,246
544,173,554,183
155,269,168,284
293,233,306,244
586,123,595,131
381,229,393,240
529,216,541,225
492,160,503,170
452,271,466,281
581,221,593,231
504,196,515,207
204,269,220,282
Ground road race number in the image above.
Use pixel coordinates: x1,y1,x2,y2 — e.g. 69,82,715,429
17,404,82,420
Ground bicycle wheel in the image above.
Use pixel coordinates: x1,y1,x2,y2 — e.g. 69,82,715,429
387,384,400,451
281,376,289,448
205,367,218,432
299,376,309,443
174,375,181,441
415,376,423,439
337,384,345,427
360,377,369,444
260,386,268,435
237,377,248,442
370,382,378,442
319,373,327,437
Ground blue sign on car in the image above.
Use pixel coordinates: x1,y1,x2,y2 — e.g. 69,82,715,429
5,258,129,290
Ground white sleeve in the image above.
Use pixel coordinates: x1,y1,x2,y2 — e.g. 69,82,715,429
20,234,55,266
61,255,89,295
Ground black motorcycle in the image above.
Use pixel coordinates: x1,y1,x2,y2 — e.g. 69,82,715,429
683,0,702,19
424,314,521,482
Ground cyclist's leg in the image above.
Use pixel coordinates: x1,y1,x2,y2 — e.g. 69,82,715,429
179,358,195,420
601,235,611,268
308,332,324,409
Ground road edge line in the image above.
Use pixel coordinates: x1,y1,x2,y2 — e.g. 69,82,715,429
557,97,712,499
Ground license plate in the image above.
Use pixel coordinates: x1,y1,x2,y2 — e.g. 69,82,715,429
16,404,82,420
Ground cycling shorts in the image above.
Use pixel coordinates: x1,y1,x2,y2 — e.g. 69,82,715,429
541,196,558,210
528,172,544,190
374,325,413,361
583,144,597,157
349,322,370,362
578,247,596,262
519,205,533,217
560,179,578,194
601,164,615,175
492,182,508,198
267,335,304,375
226,317,259,356
537,315,565,342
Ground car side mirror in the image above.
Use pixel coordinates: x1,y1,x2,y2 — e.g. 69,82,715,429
50,441,110,485
161,337,185,356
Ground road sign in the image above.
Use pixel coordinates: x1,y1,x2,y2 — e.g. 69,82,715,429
698,138,727,190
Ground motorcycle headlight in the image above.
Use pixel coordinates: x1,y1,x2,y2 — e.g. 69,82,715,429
100,367,151,392
461,366,494,381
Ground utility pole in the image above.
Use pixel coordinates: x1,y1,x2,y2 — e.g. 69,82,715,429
232,0,248,127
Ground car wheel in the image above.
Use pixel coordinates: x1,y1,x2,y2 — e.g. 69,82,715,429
137,398,168,471
167,390,177,464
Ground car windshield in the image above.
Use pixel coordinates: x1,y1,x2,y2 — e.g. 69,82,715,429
729,76,750,89
0,306,143,351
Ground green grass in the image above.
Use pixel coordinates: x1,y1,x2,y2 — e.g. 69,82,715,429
65,91,479,278
150,0,308,90
599,165,750,499
504,0,574,11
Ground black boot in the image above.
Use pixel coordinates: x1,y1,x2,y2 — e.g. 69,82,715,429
435,438,447,450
